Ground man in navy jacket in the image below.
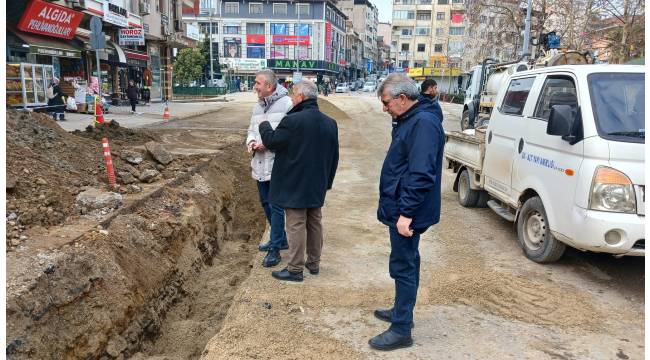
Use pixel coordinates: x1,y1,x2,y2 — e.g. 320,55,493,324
369,73,445,351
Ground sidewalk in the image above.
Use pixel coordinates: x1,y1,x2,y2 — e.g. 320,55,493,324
56,92,258,131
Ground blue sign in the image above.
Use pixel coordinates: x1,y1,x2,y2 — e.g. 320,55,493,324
367,59,373,72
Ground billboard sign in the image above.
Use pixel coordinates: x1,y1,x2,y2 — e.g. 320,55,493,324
17,0,84,39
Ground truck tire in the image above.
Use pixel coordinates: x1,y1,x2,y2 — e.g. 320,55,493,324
457,169,479,207
516,196,566,263
476,191,490,208
461,110,472,130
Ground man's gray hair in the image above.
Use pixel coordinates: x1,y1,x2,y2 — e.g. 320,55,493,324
376,73,419,100
293,80,319,100
256,69,278,89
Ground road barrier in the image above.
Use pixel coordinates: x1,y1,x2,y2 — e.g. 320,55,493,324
172,86,228,99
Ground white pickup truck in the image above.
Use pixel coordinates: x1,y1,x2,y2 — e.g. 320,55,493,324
445,65,645,262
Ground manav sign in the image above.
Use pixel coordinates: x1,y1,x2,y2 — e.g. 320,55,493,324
17,0,84,40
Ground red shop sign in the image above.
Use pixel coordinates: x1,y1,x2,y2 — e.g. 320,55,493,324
247,34,265,44
17,0,84,40
272,35,310,46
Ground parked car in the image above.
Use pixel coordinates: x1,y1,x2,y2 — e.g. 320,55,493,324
356,79,364,89
362,81,377,92
335,83,350,93
349,82,358,91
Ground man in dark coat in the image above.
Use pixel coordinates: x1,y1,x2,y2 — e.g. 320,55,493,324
419,79,443,122
369,73,445,351
126,80,139,114
259,80,339,282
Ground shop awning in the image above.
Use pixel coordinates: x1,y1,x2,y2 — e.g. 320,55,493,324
108,41,127,64
124,50,150,61
9,28,82,58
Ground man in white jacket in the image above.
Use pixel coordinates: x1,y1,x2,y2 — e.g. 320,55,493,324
247,69,293,267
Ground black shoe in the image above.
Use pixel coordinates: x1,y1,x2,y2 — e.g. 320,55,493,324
374,309,414,328
271,268,303,282
262,251,281,268
259,241,289,252
368,329,413,351
305,265,319,275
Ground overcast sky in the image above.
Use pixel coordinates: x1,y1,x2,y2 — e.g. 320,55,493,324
372,0,392,23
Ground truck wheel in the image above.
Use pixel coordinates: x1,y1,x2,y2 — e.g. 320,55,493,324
458,169,479,207
476,191,490,208
461,110,473,131
516,197,566,263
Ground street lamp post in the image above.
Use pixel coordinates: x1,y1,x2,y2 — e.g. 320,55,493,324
209,0,214,86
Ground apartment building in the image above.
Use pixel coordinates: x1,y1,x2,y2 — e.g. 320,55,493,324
391,0,465,71
183,0,348,84
337,0,379,75
377,21,395,70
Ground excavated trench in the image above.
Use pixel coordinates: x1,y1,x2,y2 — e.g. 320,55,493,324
6,145,265,360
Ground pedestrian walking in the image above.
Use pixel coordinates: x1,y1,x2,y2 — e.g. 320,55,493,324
47,78,66,121
259,80,339,282
126,80,139,114
418,79,443,122
369,73,445,351
247,69,293,267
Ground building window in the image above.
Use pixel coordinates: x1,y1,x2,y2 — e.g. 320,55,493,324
436,12,445,20
270,45,289,58
419,0,431,4
296,23,312,36
416,11,431,20
224,2,239,14
438,0,448,4
401,28,412,36
434,43,443,52
399,60,409,68
434,60,442,67
247,45,265,58
415,27,430,35
297,3,310,16
401,43,409,51
247,23,265,35
273,3,287,15
199,22,219,34
224,26,239,34
249,3,263,14
271,23,289,35
436,28,444,36
417,43,425,52
393,10,415,20
449,26,465,35
448,40,464,54
452,0,463,3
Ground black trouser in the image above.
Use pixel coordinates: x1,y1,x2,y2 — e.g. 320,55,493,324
130,99,137,112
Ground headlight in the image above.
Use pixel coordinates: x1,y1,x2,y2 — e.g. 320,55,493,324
589,167,636,213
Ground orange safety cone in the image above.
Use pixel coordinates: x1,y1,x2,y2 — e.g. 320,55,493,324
162,102,171,121
101,137,117,188
94,96,105,125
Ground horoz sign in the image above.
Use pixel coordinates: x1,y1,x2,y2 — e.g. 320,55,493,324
17,0,84,40
119,28,145,45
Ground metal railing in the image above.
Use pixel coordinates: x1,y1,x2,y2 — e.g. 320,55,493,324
171,86,229,98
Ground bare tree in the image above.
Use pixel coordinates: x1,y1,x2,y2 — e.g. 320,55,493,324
592,0,645,62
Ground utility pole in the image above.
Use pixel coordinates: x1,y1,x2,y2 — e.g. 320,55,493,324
296,1,301,74
209,0,214,86
522,0,533,59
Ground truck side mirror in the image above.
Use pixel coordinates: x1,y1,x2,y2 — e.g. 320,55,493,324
547,104,574,137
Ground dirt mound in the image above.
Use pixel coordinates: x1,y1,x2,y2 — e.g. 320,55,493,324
6,110,174,244
6,110,107,233
72,120,157,145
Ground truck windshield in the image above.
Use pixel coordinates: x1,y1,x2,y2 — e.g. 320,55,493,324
588,72,645,143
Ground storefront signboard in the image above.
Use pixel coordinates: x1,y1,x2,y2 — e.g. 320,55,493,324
186,23,200,40
325,22,332,62
104,1,129,28
223,58,267,72
29,46,81,58
247,34,265,44
17,0,84,40
267,59,343,73
271,35,310,46
119,28,145,45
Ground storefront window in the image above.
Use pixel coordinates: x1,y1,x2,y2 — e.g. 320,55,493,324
296,24,311,36
271,23,288,35
247,23,265,35
271,45,289,58
247,45,265,58
224,38,241,57
224,26,239,34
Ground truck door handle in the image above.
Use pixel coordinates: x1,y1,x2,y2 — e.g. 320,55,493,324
518,138,524,153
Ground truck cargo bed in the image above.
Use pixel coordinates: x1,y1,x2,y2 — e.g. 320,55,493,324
444,129,487,172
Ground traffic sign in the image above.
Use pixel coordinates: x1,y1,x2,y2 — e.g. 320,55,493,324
90,16,106,50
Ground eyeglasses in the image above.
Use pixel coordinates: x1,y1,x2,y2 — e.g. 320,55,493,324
381,97,397,106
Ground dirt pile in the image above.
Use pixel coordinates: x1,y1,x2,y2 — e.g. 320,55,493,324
6,111,192,246
6,145,265,359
